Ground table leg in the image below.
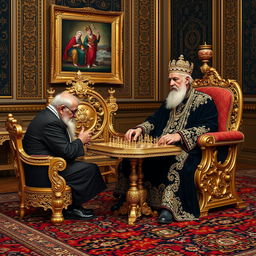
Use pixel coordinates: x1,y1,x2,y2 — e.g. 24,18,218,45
127,158,140,225
137,158,153,216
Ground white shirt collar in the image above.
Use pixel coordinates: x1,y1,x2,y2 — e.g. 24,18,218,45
47,105,60,119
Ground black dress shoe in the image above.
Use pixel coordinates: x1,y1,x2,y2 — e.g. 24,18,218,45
111,195,126,211
78,206,94,215
67,205,94,215
158,209,173,224
63,208,95,220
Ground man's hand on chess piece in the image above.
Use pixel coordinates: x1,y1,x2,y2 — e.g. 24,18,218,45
78,126,92,144
125,127,142,142
158,133,181,145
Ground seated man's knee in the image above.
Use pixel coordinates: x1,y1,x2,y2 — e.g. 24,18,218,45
86,162,100,175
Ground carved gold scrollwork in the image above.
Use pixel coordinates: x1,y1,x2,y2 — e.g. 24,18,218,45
195,141,244,217
24,190,72,211
25,192,52,210
76,104,96,131
65,71,119,141
49,158,67,193
0,135,9,146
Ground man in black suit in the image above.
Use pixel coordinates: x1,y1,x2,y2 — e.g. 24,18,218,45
23,91,106,220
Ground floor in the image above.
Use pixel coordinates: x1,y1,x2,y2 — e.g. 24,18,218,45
0,163,255,193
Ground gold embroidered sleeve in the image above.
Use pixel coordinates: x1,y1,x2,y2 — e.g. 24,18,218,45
178,126,210,152
136,121,154,134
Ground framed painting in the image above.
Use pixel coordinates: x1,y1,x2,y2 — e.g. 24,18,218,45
50,5,123,84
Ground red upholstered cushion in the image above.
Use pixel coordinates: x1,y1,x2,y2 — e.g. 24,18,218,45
196,87,233,131
203,131,244,142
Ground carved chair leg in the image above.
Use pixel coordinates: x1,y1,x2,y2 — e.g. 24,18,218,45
18,192,26,218
51,198,65,224
18,205,26,218
199,208,209,217
235,199,248,209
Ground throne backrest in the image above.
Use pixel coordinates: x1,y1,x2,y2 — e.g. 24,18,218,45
193,67,243,132
6,114,26,187
195,87,233,131
47,72,119,143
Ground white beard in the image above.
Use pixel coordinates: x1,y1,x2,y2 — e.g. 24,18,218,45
62,117,77,141
165,83,187,109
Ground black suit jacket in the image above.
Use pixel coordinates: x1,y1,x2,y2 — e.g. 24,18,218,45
23,108,84,186
23,108,84,161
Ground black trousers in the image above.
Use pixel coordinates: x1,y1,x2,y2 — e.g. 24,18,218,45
24,161,106,205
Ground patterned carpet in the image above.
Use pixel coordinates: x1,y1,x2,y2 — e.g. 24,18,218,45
0,169,255,256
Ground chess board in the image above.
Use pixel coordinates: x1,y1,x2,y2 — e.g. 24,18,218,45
87,136,181,158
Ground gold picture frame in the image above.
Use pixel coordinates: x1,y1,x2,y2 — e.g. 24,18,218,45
50,5,123,84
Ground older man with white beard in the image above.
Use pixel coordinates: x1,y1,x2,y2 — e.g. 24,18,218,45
23,91,106,220
112,55,218,224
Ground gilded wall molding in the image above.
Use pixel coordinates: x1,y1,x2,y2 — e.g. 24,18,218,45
243,103,256,111
118,102,160,111
0,104,45,113
17,0,43,99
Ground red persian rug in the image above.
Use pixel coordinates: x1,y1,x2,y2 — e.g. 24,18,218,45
0,172,256,256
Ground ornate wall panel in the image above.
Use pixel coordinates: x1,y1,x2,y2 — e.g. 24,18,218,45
114,0,132,99
171,0,212,79
133,0,156,99
242,0,256,96
239,111,256,165
222,0,239,81
0,0,11,98
55,0,121,10
16,0,43,99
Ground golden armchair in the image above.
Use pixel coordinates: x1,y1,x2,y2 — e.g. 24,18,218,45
193,46,247,216
47,71,122,182
6,114,72,224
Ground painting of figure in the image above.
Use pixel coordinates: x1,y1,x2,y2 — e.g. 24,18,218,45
50,5,123,84
62,20,111,73
63,30,85,67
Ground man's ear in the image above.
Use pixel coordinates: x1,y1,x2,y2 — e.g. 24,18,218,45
185,76,190,85
57,105,65,113
185,76,190,90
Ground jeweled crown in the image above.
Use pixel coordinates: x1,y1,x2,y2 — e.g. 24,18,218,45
168,55,194,75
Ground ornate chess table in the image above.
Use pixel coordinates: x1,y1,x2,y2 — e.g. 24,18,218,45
87,140,181,225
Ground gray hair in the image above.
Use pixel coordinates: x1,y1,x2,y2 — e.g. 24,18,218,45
181,74,194,85
76,31,82,37
51,92,80,108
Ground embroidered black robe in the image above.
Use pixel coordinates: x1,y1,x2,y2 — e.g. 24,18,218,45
116,88,218,221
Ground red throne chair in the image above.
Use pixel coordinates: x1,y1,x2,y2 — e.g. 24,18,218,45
193,44,247,216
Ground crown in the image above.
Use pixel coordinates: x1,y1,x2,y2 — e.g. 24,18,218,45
168,55,194,75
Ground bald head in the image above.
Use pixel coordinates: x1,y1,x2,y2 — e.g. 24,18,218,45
51,91,80,109
50,91,80,123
